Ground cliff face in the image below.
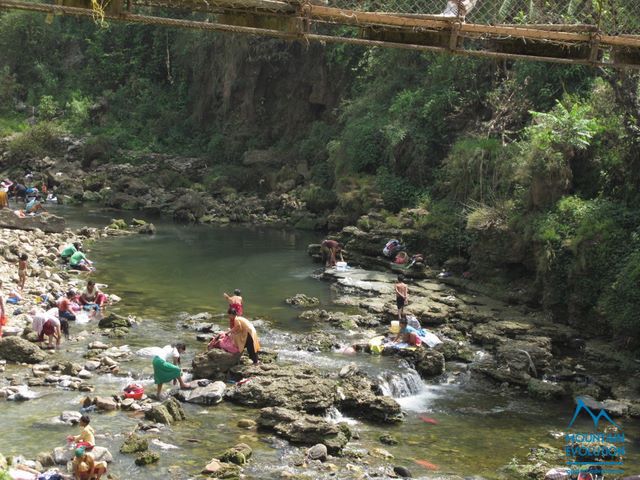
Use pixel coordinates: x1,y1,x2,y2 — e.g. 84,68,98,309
183,37,347,141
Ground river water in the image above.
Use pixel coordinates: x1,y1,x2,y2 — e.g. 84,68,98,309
1,206,638,479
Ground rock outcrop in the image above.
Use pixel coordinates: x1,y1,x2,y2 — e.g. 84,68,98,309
0,210,65,233
0,337,46,364
257,407,350,454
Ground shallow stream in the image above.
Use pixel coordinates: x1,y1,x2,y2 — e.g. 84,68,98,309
1,206,638,479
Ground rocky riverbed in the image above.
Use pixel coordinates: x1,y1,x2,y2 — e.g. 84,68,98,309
1,210,639,480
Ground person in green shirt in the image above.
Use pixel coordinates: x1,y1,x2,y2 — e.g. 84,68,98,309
69,250,93,271
60,242,81,262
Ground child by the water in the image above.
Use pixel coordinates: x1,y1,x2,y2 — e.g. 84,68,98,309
18,253,27,290
394,274,408,320
0,280,6,338
68,414,95,448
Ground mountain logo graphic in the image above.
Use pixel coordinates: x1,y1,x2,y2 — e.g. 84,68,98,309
568,398,620,429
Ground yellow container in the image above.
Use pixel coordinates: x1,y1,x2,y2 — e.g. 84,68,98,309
390,320,400,334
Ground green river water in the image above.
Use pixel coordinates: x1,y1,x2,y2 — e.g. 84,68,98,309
0,206,638,479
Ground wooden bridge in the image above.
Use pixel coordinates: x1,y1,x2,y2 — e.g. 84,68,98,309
2,0,640,68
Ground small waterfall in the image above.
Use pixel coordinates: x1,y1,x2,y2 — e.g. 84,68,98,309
325,406,359,425
377,368,425,399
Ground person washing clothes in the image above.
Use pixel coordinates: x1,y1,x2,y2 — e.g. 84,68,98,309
140,343,193,398
67,415,95,449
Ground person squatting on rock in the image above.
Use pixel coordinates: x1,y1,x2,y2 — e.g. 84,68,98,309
57,290,76,338
60,242,82,263
321,239,342,267
72,446,107,480
80,280,108,313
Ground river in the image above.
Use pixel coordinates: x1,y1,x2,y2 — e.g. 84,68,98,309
0,205,638,479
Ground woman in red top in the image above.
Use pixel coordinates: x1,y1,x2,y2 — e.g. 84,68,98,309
223,289,243,318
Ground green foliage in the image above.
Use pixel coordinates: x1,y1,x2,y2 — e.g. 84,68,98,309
0,65,17,112
204,164,260,193
301,185,338,214
8,121,62,158
601,247,640,341
438,137,520,204
518,98,602,209
466,201,514,231
65,91,92,128
414,200,470,264
375,167,418,213
38,95,58,120
0,113,27,137
533,197,639,321
527,100,601,153
299,121,337,166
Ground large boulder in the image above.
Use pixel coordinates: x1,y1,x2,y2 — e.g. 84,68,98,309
120,434,149,454
0,210,65,233
257,407,350,454
225,363,336,414
337,374,403,423
98,313,132,329
192,350,240,380
175,381,226,405
144,397,186,424
219,443,252,465
0,337,46,364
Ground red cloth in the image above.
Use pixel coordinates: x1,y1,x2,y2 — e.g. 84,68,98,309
42,319,56,336
230,302,243,316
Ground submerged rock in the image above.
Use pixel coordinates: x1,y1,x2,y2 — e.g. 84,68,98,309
528,379,565,400
135,451,160,466
257,407,350,454
144,398,186,424
120,433,149,454
219,443,252,465
307,443,328,461
97,313,132,329
0,337,46,364
202,459,241,478
285,294,320,307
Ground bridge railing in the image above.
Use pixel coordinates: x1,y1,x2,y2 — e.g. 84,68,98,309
326,0,640,36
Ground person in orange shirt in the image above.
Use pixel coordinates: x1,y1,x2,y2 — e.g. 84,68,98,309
227,308,260,364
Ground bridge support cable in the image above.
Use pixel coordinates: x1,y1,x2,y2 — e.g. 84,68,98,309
1,0,640,67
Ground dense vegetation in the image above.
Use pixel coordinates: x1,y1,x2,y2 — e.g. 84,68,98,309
1,11,640,346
